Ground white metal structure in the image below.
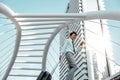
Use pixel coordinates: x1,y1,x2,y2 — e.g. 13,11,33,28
0,2,120,80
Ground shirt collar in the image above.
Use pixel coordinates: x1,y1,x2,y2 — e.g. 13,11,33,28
69,38,73,42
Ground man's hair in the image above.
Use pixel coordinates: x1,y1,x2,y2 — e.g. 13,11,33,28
70,31,77,36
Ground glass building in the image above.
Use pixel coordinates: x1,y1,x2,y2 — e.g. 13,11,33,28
59,0,115,80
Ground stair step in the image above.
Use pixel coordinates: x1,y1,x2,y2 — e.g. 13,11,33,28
9,74,38,77
17,54,43,57
19,49,44,52
12,67,41,70
20,22,64,26
15,60,42,64
22,26,57,30
20,43,46,46
21,37,49,41
22,32,53,36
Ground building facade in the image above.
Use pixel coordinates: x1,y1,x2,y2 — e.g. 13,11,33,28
59,0,115,80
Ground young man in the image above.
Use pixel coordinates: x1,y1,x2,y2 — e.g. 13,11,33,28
60,31,78,80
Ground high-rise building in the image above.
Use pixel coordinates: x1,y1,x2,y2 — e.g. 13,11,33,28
59,0,115,80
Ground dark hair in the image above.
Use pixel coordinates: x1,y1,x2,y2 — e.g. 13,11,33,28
70,31,77,36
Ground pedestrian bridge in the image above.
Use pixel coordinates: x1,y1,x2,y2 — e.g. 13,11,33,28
0,2,120,80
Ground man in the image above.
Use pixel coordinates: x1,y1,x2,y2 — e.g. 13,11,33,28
60,31,78,80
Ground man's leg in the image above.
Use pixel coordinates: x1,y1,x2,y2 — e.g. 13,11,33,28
65,52,77,80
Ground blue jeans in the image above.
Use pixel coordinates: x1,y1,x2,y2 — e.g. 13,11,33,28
65,52,77,80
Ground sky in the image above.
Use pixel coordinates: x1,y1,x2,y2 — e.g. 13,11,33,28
0,0,69,13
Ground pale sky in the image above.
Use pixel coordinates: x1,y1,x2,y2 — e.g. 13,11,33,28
0,0,69,13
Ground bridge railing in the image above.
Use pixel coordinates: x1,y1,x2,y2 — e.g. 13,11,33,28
0,14,17,79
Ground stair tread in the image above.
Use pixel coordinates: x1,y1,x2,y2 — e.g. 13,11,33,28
12,67,41,70
9,74,38,77
15,60,42,64
20,43,46,46
17,54,43,57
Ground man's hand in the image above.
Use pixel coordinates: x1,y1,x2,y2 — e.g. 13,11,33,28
80,41,85,46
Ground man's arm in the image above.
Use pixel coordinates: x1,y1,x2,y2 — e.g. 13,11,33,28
59,39,68,61
61,39,68,54
75,41,85,54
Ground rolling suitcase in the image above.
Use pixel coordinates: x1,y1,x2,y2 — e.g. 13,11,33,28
37,71,52,80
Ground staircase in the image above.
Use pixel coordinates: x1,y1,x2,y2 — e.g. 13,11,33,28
1,7,79,79
5,15,64,80
1,2,120,80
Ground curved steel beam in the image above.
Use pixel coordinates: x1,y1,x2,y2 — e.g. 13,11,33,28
0,3,22,80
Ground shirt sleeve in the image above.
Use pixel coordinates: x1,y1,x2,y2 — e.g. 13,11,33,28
61,39,68,55
75,47,78,54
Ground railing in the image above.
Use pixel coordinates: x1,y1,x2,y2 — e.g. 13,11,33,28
0,14,16,79
46,34,60,80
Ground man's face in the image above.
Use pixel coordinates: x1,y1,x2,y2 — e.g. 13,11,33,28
70,34,77,41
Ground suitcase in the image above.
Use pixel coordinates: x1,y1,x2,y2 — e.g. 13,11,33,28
37,71,52,80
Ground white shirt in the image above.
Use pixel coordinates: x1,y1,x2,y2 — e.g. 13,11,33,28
61,38,77,55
